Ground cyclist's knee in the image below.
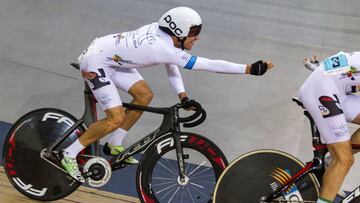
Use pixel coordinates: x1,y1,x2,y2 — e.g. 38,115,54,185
129,81,153,105
107,116,124,130
134,90,153,105
105,107,125,130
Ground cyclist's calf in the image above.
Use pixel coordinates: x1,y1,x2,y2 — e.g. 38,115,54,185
332,154,354,172
328,142,354,170
322,142,354,200
79,107,125,146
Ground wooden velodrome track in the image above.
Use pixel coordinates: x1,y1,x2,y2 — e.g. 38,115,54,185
0,167,140,203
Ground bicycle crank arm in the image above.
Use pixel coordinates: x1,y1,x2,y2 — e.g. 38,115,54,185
82,171,95,179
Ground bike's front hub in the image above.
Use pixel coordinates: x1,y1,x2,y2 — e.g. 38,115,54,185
177,175,190,185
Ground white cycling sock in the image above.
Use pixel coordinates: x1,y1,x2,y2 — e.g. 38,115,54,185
317,197,332,203
324,152,332,168
108,128,128,146
63,139,85,158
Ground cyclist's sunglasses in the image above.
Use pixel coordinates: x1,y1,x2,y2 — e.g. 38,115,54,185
188,25,202,37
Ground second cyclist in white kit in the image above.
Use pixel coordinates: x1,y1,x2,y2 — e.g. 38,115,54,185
61,7,274,182
300,52,360,203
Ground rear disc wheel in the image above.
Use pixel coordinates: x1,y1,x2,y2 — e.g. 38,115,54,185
3,108,92,201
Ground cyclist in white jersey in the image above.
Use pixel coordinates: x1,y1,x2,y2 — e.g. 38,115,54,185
300,52,360,203
61,7,274,182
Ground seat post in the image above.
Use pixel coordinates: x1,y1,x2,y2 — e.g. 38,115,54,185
74,61,101,156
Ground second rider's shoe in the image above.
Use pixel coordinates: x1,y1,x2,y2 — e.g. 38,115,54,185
61,154,85,183
103,143,139,165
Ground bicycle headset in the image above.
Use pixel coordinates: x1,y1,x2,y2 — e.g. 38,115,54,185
158,7,202,49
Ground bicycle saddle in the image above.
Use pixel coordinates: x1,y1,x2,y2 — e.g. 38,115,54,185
70,63,80,70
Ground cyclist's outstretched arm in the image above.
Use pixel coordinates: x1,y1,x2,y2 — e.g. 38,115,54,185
189,56,274,76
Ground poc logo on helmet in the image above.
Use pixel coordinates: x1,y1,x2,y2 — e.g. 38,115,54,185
163,15,183,36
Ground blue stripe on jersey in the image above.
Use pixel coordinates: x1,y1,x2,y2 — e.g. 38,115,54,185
184,56,197,70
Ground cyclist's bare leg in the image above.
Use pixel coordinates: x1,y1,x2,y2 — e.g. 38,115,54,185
79,106,125,146
320,141,354,200
119,80,153,131
350,113,360,154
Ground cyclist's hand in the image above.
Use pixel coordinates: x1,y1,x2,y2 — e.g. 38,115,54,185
181,97,197,111
303,55,320,71
249,60,274,76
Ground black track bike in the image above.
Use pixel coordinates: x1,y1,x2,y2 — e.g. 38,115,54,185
2,63,228,202
213,97,360,203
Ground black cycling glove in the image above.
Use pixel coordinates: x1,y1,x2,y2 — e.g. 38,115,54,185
181,97,189,104
181,97,196,110
250,60,268,76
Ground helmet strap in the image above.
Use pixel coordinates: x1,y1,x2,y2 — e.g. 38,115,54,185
177,37,186,50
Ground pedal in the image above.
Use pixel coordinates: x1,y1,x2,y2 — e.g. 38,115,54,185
83,157,112,187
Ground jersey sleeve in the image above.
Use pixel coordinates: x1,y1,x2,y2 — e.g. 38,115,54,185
190,57,247,74
165,64,186,94
156,41,247,74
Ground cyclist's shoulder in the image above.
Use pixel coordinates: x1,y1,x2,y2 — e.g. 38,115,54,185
338,51,360,66
128,23,175,50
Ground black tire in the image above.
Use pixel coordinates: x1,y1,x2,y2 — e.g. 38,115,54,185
136,132,228,203
2,108,92,201
213,149,320,203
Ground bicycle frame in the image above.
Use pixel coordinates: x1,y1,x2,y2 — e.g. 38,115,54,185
41,75,206,182
264,98,360,202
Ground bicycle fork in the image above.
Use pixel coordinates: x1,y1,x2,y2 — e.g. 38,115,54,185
172,107,188,183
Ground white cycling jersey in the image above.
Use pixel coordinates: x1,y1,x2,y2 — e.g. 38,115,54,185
78,23,247,109
299,51,360,144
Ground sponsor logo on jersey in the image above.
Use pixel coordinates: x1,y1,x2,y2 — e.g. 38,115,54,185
180,53,191,62
318,105,330,116
112,54,122,62
114,33,124,45
86,68,111,90
318,95,343,118
331,122,349,137
138,34,156,45
99,93,113,105
107,54,137,66
339,66,359,79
